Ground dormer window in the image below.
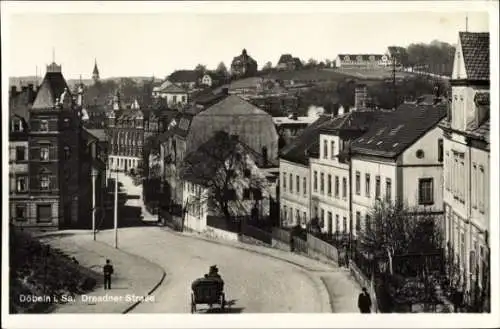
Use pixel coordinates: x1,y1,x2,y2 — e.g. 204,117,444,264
11,119,24,132
40,120,49,132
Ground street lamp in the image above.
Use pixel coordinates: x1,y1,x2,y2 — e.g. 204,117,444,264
91,168,97,241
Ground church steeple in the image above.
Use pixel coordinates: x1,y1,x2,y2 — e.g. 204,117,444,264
92,59,100,83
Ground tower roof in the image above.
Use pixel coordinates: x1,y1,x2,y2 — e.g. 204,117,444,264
32,68,71,110
93,59,100,76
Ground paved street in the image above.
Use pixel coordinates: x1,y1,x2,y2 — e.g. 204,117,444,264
86,172,361,313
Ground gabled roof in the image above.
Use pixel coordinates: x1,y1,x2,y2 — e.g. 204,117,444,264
10,86,37,120
467,119,490,145
159,83,187,94
196,95,267,117
168,70,201,83
280,115,339,165
32,71,71,110
459,32,489,81
351,103,447,158
278,54,294,64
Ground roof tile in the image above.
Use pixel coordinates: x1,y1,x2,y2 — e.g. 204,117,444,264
459,32,489,80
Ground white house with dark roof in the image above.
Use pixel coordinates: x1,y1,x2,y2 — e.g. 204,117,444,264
350,103,447,237
153,83,188,106
310,111,378,236
440,31,490,306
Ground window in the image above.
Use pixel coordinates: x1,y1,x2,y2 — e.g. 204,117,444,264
15,204,27,221
438,139,443,162
37,204,52,223
296,209,300,225
342,177,347,199
64,146,71,160
303,211,307,225
313,171,318,192
335,176,339,198
296,175,300,195
320,173,324,194
40,147,49,161
282,172,287,191
40,176,50,190
355,171,361,195
303,177,307,196
40,120,49,132
479,166,485,213
365,174,371,197
11,119,24,132
289,174,293,193
416,149,425,159
366,214,371,232
375,175,381,199
472,164,477,209
323,140,328,159
327,174,332,195
343,216,347,233
172,95,177,103
283,205,287,222
243,188,251,199
419,178,434,205
330,140,335,159
355,212,361,233
16,146,26,161
460,159,465,203
16,176,27,192
385,178,392,202
335,214,340,234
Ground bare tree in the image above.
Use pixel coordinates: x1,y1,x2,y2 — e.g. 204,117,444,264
180,131,267,223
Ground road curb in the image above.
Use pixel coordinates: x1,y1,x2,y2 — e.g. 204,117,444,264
122,271,167,314
164,228,333,313
88,239,168,314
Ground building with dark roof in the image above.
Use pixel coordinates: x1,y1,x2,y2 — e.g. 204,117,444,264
167,70,202,90
179,131,276,232
349,102,447,237
334,54,391,69
277,54,303,71
230,49,258,78
440,31,490,305
158,94,278,220
9,62,106,229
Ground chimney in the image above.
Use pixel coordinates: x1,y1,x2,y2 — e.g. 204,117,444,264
354,84,367,110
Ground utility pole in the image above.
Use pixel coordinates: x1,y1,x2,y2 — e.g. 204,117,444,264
114,167,118,248
92,169,97,240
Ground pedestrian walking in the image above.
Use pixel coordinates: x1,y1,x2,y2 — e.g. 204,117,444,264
358,287,372,313
103,259,114,290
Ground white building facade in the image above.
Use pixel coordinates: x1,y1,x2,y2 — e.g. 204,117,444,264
279,159,310,228
441,31,490,301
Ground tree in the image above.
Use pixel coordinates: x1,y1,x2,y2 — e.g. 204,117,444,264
215,61,229,77
325,59,332,68
307,58,318,68
194,64,207,73
358,200,444,311
262,61,273,71
180,131,267,224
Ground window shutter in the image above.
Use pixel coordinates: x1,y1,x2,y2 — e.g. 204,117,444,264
31,147,40,160
49,146,57,159
10,147,16,161
51,174,58,189
10,177,16,192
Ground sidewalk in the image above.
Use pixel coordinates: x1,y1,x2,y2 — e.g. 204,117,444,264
167,227,361,313
38,232,166,313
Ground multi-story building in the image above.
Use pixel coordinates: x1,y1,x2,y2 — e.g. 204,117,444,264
9,62,106,229
151,83,189,106
335,54,391,69
310,111,378,236
230,49,258,78
276,54,302,71
350,103,447,237
159,92,279,218
279,116,332,228
106,94,173,172
440,31,490,303
9,84,37,225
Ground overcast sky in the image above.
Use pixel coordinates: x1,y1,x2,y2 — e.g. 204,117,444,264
3,1,492,79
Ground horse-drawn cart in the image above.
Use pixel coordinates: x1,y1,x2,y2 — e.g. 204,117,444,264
190,277,226,313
